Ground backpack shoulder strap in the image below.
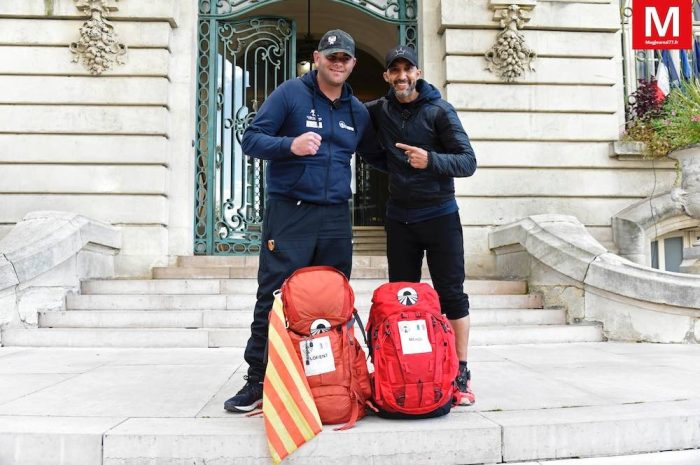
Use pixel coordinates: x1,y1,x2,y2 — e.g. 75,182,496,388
351,309,368,347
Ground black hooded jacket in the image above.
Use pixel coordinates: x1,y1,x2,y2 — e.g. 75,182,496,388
365,79,476,209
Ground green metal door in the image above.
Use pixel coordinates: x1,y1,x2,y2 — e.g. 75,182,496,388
194,16,296,255
194,0,417,255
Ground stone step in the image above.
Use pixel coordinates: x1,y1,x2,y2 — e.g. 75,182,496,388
153,266,427,279
153,266,257,279
2,323,602,348
352,237,386,244
101,400,700,465
175,255,259,268
66,293,543,311
352,228,387,255
206,323,603,348
102,415,500,465
1,346,698,465
4,401,700,465
1,328,211,348
39,308,566,329
518,450,700,464
353,244,387,254
351,226,386,236
82,278,528,296
174,255,391,268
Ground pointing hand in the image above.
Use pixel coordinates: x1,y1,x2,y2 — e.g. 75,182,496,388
396,142,428,169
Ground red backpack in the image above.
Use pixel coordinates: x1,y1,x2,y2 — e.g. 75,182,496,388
281,266,371,429
367,282,460,418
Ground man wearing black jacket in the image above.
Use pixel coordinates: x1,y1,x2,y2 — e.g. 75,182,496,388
365,45,477,405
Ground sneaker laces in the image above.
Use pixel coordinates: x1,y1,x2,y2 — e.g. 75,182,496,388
456,366,470,390
237,375,262,396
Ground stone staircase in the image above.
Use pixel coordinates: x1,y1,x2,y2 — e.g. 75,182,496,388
5,256,700,465
1,256,603,347
352,226,387,255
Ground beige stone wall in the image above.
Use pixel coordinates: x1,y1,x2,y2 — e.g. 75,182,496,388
0,0,198,277
0,0,682,280
424,0,677,277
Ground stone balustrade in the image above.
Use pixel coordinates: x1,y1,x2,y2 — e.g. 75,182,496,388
0,211,120,343
490,214,700,343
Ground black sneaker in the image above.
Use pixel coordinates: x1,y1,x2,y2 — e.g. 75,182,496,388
455,365,475,406
224,376,263,413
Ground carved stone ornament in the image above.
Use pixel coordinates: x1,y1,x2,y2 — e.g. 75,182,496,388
70,0,127,75
484,4,537,83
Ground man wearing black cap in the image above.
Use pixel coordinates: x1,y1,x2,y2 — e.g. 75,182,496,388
223,30,385,413
364,45,478,405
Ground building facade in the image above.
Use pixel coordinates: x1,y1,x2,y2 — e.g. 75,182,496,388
0,0,689,278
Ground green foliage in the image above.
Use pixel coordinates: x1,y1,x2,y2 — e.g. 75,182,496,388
625,78,700,159
651,78,700,155
624,120,671,158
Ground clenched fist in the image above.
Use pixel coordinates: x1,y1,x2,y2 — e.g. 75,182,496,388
291,132,322,156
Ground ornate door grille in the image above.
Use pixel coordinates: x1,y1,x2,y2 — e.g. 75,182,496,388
194,17,295,255
194,0,417,255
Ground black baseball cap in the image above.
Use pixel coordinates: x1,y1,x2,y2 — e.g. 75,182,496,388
317,29,355,58
385,45,418,69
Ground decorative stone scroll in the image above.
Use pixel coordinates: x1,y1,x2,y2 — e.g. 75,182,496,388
485,2,537,82
70,0,127,75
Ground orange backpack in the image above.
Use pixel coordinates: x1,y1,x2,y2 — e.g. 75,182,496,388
281,266,371,430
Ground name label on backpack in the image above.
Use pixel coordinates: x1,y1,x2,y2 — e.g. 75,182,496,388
398,320,432,355
300,336,336,376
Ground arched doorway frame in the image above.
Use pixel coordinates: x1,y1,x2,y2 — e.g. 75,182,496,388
193,0,418,255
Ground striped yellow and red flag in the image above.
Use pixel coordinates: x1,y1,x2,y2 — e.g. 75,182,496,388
263,295,322,464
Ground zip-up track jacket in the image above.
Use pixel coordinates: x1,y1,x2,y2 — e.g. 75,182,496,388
241,71,384,205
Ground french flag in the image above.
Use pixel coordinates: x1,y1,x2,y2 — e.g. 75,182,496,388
655,50,680,101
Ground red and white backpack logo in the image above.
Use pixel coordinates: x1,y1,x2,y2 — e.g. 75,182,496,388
632,0,691,49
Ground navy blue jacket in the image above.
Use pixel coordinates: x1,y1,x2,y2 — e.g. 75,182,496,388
241,71,384,205
365,80,476,209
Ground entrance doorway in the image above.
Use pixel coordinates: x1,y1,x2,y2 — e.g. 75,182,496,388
193,0,417,255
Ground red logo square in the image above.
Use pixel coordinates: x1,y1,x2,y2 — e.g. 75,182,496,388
632,0,692,49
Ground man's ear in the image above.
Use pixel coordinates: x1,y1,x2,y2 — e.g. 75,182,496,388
382,71,390,83
416,67,423,79
312,50,321,66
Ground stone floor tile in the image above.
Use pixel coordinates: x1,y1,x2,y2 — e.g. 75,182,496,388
460,360,610,412
543,362,700,404
0,365,234,417
196,364,249,418
485,342,634,366
0,348,27,359
104,347,244,366
0,347,118,374
0,374,74,405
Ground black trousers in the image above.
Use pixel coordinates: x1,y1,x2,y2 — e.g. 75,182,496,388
385,212,470,320
244,198,352,381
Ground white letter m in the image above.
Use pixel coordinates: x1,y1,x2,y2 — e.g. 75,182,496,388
646,6,679,37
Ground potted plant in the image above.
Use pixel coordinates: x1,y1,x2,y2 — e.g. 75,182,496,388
625,78,700,218
624,77,669,159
